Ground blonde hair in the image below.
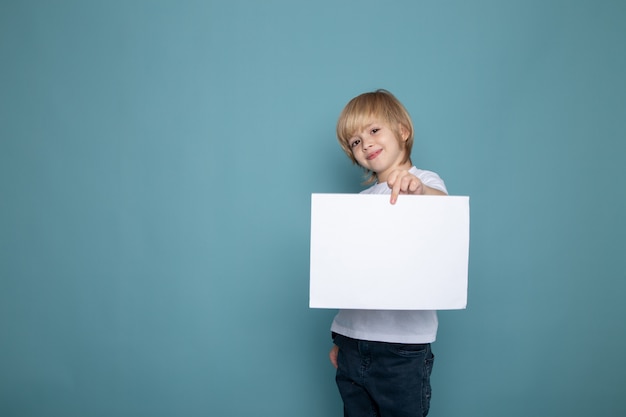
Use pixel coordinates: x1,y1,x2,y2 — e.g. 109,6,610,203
336,89,414,183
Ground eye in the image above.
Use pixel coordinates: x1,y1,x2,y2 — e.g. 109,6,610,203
371,128,380,134
350,138,361,148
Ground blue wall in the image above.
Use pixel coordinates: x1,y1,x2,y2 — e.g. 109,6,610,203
1,1,625,416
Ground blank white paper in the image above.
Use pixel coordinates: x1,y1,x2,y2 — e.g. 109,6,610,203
309,194,470,310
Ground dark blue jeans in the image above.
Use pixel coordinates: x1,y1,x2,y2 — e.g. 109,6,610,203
333,333,434,417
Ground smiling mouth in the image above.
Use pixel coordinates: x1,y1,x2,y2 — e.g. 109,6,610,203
366,149,382,160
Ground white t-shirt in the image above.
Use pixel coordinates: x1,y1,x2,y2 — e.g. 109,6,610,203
330,167,448,343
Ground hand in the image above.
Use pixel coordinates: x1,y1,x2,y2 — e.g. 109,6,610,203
387,170,425,204
329,344,339,369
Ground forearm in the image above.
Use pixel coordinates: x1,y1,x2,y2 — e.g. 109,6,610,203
423,185,447,196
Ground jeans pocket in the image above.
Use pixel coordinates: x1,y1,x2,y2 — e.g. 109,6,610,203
387,343,429,358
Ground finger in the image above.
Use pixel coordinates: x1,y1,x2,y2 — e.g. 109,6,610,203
408,178,422,194
386,170,399,188
401,176,414,193
390,181,402,204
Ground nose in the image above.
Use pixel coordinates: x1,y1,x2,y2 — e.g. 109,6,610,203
360,135,374,150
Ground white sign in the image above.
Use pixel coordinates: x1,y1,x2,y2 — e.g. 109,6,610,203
309,194,469,310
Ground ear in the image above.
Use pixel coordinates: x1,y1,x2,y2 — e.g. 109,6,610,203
398,124,410,142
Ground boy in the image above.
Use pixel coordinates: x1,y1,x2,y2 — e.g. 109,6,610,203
329,89,447,417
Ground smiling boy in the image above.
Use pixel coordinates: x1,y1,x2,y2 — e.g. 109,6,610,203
329,89,447,417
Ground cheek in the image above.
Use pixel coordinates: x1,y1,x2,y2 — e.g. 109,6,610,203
351,152,366,165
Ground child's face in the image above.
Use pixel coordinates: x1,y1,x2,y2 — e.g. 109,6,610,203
347,119,409,183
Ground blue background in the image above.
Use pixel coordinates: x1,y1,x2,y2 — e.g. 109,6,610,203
1,1,625,416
